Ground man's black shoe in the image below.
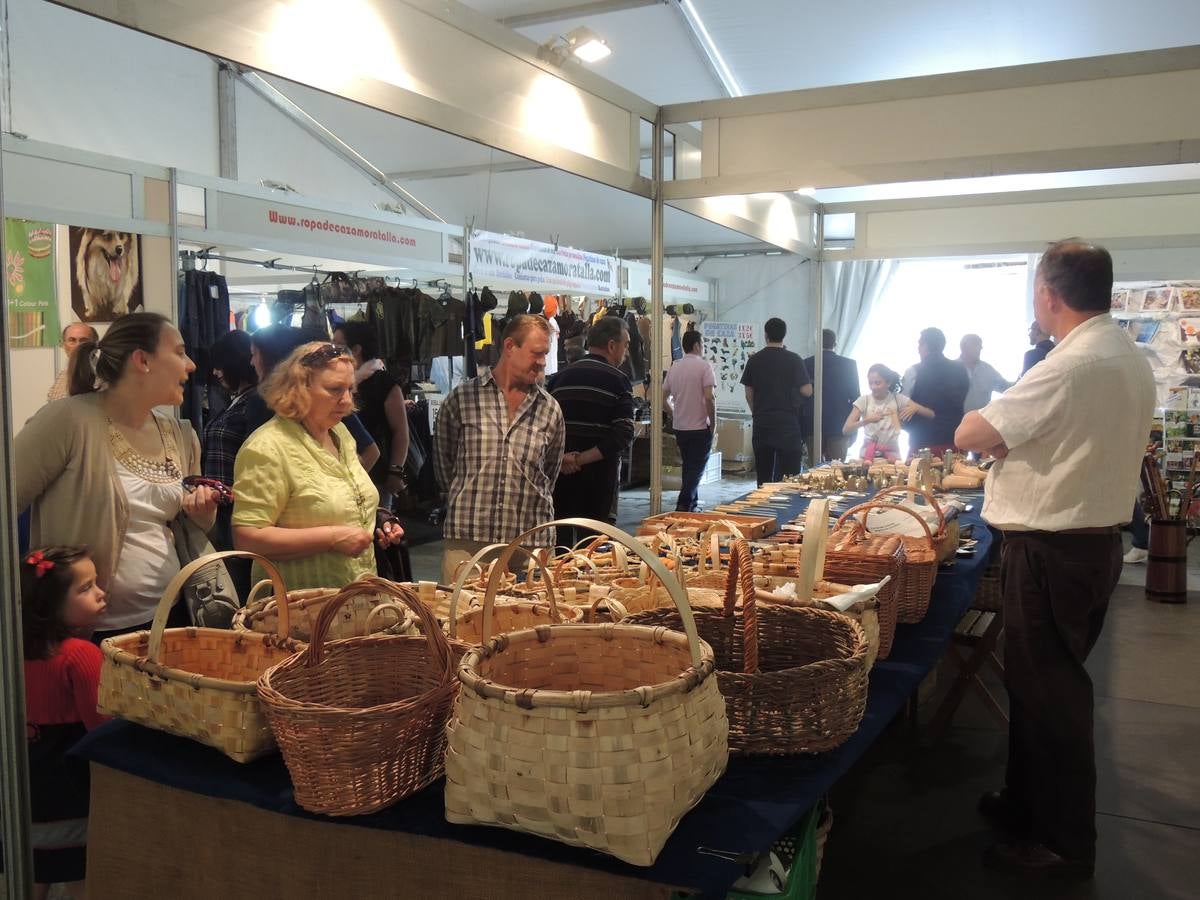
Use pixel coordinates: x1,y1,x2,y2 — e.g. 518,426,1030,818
983,841,1094,881
978,789,1031,836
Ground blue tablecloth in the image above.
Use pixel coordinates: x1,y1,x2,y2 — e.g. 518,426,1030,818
75,492,991,897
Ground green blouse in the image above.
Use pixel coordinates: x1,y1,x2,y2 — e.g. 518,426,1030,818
232,416,378,591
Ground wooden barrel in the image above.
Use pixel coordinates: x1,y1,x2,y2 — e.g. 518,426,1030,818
1146,519,1188,604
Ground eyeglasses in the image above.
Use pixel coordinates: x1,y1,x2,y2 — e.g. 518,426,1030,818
299,343,348,367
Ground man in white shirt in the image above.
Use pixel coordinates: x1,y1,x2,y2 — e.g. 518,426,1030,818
664,330,717,512
959,334,1012,413
956,240,1156,881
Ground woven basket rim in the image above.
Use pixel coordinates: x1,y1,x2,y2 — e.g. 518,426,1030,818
102,627,301,694
457,622,717,709
258,632,457,716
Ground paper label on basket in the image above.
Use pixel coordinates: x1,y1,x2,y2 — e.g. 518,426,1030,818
825,577,891,612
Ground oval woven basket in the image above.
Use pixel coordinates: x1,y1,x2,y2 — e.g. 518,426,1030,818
256,577,461,816
445,517,729,867
626,539,870,756
233,580,418,643
845,498,939,624
99,550,303,762
753,574,883,671
872,485,957,562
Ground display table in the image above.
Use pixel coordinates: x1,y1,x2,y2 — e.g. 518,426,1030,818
75,494,991,899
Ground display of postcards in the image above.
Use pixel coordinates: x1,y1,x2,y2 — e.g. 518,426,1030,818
1180,318,1200,346
1178,287,1200,311
1111,289,1129,311
1181,349,1200,375
1139,287,1174,312
1127,319,1160,344
1166,386,1190,409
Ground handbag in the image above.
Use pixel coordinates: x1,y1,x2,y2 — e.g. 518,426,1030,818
170,515,241,628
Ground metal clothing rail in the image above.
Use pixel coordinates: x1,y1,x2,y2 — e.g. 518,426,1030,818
180,250,466,292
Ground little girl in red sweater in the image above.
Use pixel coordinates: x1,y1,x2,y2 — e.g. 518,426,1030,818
22,546,109,899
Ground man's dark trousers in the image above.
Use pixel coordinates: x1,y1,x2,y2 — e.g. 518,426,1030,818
674,428,712,511
753,433,803,486
1000,530,1122,864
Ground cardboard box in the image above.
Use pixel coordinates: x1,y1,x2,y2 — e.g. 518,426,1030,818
661,453,722,492
716,417,754,461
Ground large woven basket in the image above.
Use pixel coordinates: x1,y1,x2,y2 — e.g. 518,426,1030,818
753,574,883,670
873,485,957,562
446,543,584,644
233,580,417,642
853,498,939,623
627,539,870,755
445,518,729,867
98,551,302,762
257,578,460,816
825,505,909,658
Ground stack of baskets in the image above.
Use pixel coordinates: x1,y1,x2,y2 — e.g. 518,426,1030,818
98,551,304,762
257,578,461,816
444,518,729,867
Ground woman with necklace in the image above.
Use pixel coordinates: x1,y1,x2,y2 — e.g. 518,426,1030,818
232,342,404,590
16,313,221,640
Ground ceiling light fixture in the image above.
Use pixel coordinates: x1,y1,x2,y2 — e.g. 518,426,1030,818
539,26,612,66
677,0,743,97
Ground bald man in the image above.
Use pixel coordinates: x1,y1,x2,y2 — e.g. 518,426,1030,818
959,334,1012,414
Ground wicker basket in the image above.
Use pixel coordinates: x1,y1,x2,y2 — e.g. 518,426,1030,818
446,543,584,644
444,518,729,867
826,505,909,659
256,578,460,816
843,501,939,624
98,551,303,762
233,580,418,642
627,539,870,755
872,485,957,562
754,574,882,670
681,520,747,590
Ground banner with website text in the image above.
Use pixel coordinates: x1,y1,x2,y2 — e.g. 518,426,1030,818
469,232,616,296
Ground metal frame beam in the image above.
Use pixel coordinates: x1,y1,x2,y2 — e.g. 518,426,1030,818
216,62,238,180
500,0,665,29
660,45,1200,198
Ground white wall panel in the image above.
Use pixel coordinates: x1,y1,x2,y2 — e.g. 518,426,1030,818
8,0,218,174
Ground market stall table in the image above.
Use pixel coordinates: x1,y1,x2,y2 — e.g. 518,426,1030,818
75,492,991,899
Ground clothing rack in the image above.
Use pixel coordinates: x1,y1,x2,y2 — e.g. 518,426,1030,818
180,248,353,279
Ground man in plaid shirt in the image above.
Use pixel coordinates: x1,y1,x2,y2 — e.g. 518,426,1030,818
434,314,565,583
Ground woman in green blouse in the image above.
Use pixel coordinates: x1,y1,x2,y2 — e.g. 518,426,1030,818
232,342,403,590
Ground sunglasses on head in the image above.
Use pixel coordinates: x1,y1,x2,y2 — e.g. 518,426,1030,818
300,343,348,367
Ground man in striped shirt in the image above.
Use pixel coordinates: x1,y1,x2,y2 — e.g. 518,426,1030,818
433,314,565,583
548,316,635,547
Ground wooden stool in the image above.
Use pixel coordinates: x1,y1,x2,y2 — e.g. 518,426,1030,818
926,605,1007,742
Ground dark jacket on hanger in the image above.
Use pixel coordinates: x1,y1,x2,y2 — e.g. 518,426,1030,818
418,292,467,364
178,269,231,433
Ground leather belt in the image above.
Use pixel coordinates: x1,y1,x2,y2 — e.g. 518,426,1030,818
1003,525,1120,537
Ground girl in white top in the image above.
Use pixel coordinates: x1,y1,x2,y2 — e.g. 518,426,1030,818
843,364,910,462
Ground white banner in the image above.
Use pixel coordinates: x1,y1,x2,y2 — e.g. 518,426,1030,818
622,260,713,307
469,231,616,295
208,192,446,264
700,320,759,414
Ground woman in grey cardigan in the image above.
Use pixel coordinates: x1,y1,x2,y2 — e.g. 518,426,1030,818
16,313,220,639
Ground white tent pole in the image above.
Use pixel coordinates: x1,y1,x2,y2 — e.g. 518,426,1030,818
649,113,665,516
812,206,825,466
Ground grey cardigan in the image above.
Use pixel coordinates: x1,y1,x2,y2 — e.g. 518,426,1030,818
16,392,199,591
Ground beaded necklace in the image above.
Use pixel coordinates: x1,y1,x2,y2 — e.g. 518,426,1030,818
107,415,182,484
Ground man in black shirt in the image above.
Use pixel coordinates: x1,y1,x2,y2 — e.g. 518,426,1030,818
1022,320,1055,376
740,318,814,485
901,327,969,456
548,316,635,546
802,329,860,463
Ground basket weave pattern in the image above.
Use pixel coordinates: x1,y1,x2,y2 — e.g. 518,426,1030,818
233,582,420,642
627,540,869,756
99,551,302,762
443,518,729,867
257,578,459,816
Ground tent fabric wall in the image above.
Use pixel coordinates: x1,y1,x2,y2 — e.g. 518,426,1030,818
821,258,898,356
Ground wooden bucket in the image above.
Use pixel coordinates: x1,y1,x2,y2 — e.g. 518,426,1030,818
1147,519,1188,604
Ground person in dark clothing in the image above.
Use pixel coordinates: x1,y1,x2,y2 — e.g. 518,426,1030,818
548,316,636,547
1022,320,1055,376
900,327,970,457
802,328,860,463
334,322,410,512
740,318,814,485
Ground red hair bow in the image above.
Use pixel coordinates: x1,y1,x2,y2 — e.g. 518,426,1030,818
25,551,54,579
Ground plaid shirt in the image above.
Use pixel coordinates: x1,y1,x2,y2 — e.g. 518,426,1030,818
434,372,565,546
202,390,252,488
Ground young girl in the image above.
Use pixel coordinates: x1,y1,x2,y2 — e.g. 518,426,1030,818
22,546,109,900
843,364,911,462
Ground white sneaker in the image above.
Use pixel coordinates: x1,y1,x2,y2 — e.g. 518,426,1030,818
1123,547,1149,565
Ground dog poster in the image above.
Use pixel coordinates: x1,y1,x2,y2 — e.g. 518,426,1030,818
68,227,143,322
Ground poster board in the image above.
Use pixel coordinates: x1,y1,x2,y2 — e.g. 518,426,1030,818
1113,280,1200,409
700,320,758,414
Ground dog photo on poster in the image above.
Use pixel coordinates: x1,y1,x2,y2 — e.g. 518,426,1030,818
69,227,143,322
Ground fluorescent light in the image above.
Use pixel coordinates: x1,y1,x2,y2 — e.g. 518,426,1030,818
572,37,611,62
678,0,743,97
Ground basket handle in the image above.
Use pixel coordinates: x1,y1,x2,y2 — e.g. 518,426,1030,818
364,601,410,635
486,519,704,670
550,550,599,579
568,534,629,571
148,551,290,663
837,500,935,548
699,520,746,575
447,542,562,641
246,579,275,606
584,593,629,623
304,578,453,681
872,484,946,535
717,538,758,675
